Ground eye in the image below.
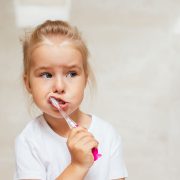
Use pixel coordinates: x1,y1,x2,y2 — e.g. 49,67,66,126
67,71,77,78
40,72,52,79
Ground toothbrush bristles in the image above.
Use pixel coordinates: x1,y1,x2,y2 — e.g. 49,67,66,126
50,97,59,109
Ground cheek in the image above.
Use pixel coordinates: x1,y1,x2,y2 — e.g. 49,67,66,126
31,78,50,89
71,84,85,101
30,80,50,99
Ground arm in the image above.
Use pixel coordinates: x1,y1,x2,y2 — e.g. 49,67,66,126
55,163,88,180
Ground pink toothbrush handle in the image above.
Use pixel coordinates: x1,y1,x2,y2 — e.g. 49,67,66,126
92,147,102,161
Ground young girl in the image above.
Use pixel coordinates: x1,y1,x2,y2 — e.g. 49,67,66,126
14,20,128,180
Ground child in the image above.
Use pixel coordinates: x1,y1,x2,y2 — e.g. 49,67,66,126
14,20,128,180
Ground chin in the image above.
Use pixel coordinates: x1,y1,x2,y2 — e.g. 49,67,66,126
43,111,61,120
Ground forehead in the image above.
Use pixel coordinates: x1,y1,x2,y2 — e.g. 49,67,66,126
31,42,84,68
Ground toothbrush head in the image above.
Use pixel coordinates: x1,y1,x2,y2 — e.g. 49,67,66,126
49,97,67,117
49,97,60,110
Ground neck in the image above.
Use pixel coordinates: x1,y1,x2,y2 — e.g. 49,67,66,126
43,110,91,138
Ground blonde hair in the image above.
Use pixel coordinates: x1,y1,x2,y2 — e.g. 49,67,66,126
22,20,95,87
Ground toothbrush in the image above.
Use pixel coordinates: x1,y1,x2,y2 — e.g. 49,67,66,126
50,97,78,128
49,97,102,161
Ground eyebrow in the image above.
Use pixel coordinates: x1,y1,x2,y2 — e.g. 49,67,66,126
34,64,82,72
66,65,82,71
34,66,51,72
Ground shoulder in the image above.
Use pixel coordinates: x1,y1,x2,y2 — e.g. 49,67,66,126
91,114,122,141
91,114,118,131
15,115,44,144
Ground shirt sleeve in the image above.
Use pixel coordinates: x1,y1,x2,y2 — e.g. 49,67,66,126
14,135,46,180
109,129,128,179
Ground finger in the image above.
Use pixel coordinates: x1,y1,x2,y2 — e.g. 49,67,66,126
68,132,90,148
68,131,96,151
67,127,90,147
68,126,87,140
83,139,99,149
74,136,99,152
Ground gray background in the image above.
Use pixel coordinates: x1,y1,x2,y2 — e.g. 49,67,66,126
0,0,180,179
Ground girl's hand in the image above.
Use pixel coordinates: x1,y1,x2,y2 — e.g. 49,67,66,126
67,126,98,169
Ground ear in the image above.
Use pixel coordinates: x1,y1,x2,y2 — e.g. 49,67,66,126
24,74,32,94
84,71,89,86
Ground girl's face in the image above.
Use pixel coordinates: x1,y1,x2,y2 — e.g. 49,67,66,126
24,41,87,120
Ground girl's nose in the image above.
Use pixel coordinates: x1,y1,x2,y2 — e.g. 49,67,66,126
52,76,65,94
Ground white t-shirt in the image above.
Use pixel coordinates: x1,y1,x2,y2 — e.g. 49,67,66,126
14,114,128,180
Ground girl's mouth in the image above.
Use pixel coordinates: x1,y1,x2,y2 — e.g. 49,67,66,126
49,97,68,110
